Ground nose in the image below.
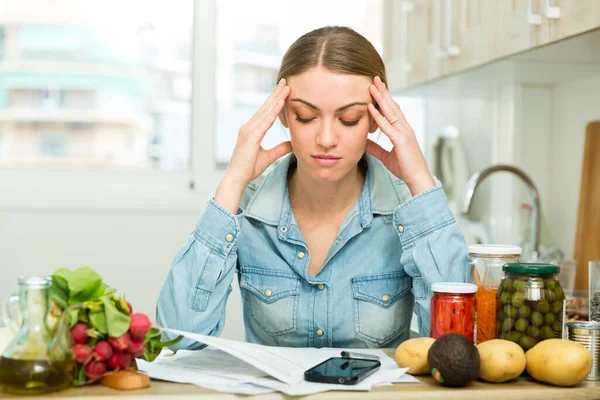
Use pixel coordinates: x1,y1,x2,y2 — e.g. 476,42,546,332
316,119,338,148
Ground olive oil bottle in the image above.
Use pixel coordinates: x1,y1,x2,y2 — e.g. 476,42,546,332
1,276,75,395
0,356,74,395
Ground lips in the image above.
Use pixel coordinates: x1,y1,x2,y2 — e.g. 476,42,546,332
311,154,342,167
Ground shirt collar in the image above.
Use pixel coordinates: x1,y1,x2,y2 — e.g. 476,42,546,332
244,153,405,226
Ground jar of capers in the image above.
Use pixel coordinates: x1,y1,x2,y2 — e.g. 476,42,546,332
496,263,565,351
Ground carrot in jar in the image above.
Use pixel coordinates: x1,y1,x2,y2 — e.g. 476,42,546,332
475,286,497,343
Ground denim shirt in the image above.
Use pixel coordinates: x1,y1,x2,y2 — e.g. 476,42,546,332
156,153,468,350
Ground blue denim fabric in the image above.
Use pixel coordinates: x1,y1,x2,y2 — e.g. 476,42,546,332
156,153,468,350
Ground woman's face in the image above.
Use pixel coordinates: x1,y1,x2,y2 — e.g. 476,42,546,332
281,66,377,182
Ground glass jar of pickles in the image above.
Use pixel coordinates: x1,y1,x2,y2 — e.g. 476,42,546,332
496,263,565,351
431,283,478,342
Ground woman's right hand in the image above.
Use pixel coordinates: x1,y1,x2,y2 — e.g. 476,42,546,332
215,79,292,214
225,78,292,190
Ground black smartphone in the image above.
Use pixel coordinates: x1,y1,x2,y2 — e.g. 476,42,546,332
304,357,381,385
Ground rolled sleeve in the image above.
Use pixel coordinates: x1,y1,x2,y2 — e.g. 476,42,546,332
192,198,245,258
394,186,456,251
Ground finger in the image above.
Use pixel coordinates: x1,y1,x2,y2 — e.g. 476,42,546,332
254,83,290,129
248,79,288,128
257,85,289,130
258,79,288,120
238,98,284,149
255,141,293,177
373,76,408,126
245,85,289,144
369,83,407,129
254,98,286,140
263,140,292,164
367,103,398,142
365,139,391,164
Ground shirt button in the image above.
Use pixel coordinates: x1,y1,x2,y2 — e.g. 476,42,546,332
334,239,341,246
280,226,288,233
316,329,324,336
297,251,305,259
225,234,234,242
382,294,390,302
318,284,325,290
398,225,405,233
363,214,371,221
264,289,272,297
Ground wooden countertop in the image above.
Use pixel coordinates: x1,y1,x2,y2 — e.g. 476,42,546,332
1,349,598,399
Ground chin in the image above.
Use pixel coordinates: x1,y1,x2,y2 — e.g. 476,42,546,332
308,163,355,183
310,170,344,182
296,155,361,182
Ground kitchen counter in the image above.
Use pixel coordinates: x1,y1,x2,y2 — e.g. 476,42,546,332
1,349,598,400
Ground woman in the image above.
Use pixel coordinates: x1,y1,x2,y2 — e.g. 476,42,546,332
157,26,467,350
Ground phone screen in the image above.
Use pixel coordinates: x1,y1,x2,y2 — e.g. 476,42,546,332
304,357,380,384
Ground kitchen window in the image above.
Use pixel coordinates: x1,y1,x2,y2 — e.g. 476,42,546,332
0,0,212,210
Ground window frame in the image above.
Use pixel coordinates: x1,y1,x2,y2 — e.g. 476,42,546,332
0,0,222,211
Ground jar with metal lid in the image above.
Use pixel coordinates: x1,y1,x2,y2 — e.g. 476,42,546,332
496,263,565,351
468,245,522,344
431,283,478,342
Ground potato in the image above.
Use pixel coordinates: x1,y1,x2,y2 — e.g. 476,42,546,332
526,339,593,386
477,339,526,382
394,337,435,375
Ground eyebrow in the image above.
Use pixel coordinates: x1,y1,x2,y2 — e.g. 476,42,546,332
290,98,368,112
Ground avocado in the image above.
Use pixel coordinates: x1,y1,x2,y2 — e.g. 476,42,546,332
427,333,480,387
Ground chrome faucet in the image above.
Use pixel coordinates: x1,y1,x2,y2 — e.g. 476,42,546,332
461,165,541,261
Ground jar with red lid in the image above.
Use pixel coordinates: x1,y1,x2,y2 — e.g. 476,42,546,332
431,282,478,342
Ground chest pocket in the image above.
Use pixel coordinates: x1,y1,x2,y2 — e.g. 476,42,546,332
239,267,300,336
351,272,414,346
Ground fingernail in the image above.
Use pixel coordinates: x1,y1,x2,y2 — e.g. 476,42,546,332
278,78,285,85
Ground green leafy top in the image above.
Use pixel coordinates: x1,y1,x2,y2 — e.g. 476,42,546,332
50,267,130,337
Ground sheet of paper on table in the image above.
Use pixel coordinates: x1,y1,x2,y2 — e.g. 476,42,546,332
136,327,415,395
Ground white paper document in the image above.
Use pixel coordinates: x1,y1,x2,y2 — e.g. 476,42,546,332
136,328,414,395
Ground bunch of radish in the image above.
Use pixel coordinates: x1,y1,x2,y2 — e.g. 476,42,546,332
49,267,182,385
70,309,152,381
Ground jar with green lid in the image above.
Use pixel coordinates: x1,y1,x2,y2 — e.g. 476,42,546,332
496,263,565,351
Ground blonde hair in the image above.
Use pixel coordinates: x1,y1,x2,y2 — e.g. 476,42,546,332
276,26,387,85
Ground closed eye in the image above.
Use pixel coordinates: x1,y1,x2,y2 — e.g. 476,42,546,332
295,115,361,127
295,115,315,124
341,119,360,127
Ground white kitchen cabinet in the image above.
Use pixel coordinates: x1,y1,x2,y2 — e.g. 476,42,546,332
384,0,432,91
386,0,598,90
548,0,600,41
436,0,490,76
483,0,551,60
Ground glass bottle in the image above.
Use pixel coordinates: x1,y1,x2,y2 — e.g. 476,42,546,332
468,245,522,344
431,283,478,342
496,263,565,351
0,276,75,395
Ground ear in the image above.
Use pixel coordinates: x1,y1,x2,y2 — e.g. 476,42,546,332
278,111,289,128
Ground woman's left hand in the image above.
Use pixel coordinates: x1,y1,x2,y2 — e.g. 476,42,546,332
366,76,436,196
